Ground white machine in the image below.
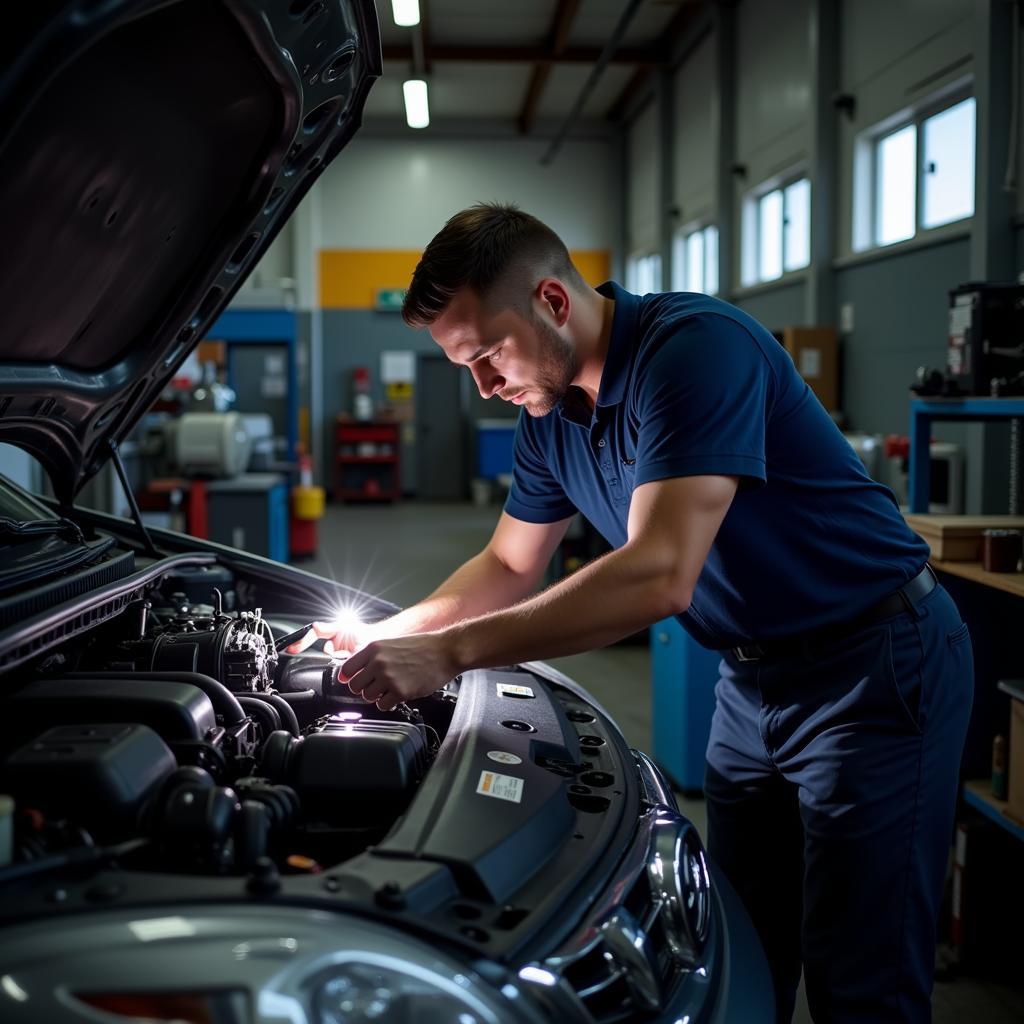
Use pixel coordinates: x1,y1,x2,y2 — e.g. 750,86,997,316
172,412,253,478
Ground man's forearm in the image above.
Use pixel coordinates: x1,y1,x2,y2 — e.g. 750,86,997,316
377,548,539,636
443,539,688,671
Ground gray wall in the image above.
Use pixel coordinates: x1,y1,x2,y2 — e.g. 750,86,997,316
732,282,806,333
838,238,970,435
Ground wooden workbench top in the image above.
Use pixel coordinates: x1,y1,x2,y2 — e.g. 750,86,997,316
930,558,1024,599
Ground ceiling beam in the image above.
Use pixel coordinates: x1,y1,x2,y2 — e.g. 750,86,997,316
519,0,582,136
381,43,663,66
606,1,704,122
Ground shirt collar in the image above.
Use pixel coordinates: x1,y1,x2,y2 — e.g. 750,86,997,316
556,281,637,424
594,281,637,408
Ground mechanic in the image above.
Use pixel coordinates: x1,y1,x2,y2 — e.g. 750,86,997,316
292,203,973,1024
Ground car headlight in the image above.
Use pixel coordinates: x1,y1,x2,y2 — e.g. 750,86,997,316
648,816,711,967
0,906,543,1024
306,956,503,1024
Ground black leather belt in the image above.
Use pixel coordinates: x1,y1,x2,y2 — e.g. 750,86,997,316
731,564,938,663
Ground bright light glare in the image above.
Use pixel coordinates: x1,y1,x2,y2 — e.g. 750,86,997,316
1,976,28,1002
330,603,366,635
518,966,558,987
403,79,429,129
392,0,420,26
128,917,196,942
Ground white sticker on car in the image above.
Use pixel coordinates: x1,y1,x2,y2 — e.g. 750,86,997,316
487,750,523,765
476,770,524,803
496,683,534,698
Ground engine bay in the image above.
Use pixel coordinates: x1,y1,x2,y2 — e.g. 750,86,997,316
0,549,635,961
0,561,455,886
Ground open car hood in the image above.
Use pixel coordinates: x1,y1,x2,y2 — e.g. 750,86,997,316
0,0,381,506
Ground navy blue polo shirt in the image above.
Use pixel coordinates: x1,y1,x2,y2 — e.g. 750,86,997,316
504,282,929,650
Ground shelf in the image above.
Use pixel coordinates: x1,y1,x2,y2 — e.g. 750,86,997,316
962,779,1024,843
931,560,1024,599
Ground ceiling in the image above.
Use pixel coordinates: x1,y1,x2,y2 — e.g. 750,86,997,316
363,0,711,135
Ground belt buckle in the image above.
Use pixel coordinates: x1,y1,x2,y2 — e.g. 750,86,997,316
733,643,763,663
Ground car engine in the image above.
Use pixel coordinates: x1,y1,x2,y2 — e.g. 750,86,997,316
0,563,455,884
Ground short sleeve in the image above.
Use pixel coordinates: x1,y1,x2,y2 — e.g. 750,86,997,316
503,414,577,523
633,313,773,488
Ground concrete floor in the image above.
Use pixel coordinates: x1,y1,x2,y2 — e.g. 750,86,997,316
305,499,1023,1024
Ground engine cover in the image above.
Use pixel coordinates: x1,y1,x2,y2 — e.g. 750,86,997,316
259,716,428,826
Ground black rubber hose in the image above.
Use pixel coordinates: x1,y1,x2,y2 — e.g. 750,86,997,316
237,696,281,737
69,671,246,725
275,689,317,703
246,692,300,737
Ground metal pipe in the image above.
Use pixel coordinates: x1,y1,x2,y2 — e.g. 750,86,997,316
108,438,159,558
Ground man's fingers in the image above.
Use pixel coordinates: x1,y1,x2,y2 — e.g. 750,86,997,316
358,676,388,703
285,626,318,654
343,646,371,676
285,621,347,654
345,667,371,696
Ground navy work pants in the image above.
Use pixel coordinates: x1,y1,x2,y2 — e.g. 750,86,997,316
704,583,973,1023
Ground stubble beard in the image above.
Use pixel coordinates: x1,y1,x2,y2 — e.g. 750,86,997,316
520,317,578,417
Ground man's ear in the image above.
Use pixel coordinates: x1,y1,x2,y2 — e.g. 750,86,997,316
535,278,571,328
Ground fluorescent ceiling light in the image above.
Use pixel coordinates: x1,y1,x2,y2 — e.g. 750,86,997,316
392,0,420,26
403,79,429,129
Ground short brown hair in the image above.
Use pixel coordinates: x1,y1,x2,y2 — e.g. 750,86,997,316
402,202,583,328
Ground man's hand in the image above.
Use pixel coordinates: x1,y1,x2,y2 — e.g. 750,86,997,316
341,633,459,711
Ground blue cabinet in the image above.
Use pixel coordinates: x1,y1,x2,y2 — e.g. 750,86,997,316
650,617,721,792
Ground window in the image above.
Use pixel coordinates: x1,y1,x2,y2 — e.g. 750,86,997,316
672,224,719,295
854,93,975,252
741,174,811,286
627,252,662,294
875,124,917,245
922,98,976,229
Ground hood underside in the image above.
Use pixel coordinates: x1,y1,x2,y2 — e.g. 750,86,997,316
0,0,381,505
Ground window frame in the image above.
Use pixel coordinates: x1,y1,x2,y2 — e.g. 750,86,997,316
853,83,975,254
740,168,811,288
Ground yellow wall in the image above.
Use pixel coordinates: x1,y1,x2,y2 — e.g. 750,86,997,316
319,249,611,309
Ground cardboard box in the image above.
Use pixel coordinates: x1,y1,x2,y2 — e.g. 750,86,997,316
196,340,226,367
782,326,839,412
905,515,1024,561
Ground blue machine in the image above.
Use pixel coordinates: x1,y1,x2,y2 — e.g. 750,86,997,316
475,419,517,479
651,617,721,792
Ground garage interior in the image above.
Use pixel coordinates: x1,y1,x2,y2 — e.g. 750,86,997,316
2,0,1024,1021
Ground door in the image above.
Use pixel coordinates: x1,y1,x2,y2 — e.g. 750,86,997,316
228,343,289,440
415,354,467,500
